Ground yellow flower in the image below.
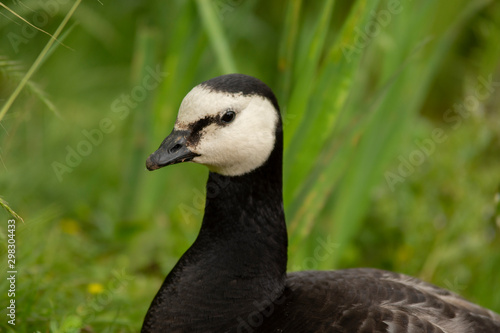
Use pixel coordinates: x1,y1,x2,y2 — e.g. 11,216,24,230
87,283,104,295
60,218,81,235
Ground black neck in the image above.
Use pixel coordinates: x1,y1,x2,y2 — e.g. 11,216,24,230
197,151,287,281
194,127,287,289
142,127,287,331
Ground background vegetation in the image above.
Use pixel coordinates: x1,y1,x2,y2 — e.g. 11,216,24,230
0,0,499,331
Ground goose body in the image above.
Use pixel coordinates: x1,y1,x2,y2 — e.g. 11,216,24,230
142,74,500,332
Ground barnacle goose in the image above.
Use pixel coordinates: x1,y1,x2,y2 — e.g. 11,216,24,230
143,73,500,332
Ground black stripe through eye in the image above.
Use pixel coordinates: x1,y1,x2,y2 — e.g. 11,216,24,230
189,116,217,145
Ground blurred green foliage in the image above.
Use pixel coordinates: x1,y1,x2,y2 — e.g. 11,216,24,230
0,0,499,331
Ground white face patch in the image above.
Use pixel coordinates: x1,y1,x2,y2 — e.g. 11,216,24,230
174,85,278,176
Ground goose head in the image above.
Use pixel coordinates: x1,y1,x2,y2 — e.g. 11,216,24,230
146,74,282,176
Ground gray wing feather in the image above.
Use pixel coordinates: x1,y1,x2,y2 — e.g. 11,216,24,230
277,268,500,333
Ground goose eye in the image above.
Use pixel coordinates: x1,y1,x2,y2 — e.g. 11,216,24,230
221,110,236,124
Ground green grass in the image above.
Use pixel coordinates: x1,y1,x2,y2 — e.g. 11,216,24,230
0,0,499,331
